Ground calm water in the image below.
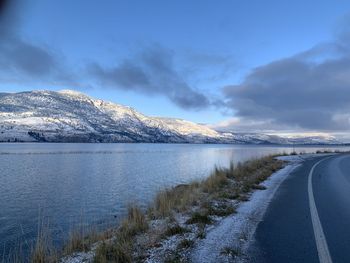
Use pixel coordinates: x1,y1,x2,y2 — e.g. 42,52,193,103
1,143,349,256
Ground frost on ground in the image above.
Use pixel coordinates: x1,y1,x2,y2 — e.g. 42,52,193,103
60,242,101,263
190,155,306,263
60,154,321,263
60,251,94,263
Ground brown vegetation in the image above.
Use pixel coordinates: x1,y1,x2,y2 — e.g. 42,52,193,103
91,155,285,262
26,150,343,262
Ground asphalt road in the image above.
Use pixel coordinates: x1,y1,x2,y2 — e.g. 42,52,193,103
248,154,350,263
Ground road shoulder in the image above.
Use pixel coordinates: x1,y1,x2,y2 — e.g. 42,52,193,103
191,155,305,262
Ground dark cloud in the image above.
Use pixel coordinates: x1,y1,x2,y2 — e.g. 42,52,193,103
0,26,212,110
89,61,149,89
0,0,10,16
223,43,350,132
0,33,57,76
0,31,82,88
0,1,80,87
89,45,210,110
0,1,217,111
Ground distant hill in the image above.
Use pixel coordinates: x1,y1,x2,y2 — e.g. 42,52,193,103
0,90,342,145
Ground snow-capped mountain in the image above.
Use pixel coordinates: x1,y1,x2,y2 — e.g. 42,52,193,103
0,90,223,143
219,132,341,145
0,90,342,144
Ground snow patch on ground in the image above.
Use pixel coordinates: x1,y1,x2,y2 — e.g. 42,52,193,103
191,155,306,263
59,154,327,263
60,251,94,263
60,242,102,263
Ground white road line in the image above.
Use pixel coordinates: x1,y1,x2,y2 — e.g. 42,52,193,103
308,156,333,263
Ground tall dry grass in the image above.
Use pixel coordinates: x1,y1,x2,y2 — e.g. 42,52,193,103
12,150,346,262
93,205,148,263
151,182,201,217
30,219,58,263
26,155,284,262
148,155,284,221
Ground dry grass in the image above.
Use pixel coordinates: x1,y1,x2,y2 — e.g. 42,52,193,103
63,225,90,255
93,205,147,263
120,205,148,236
93,155,284,261
202,168,229,194
151,183,201,217
63,226,98,255
1,243,25,263
93,239,132,263
149,155,283,222
163,224,189,237
28,155,284,262
30,222,58,263
186,212,213,225
10,151,347,262
150,155,284,220
206,203,236,217
25,152,312,262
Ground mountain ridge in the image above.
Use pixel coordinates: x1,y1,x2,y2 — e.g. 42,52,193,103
0,90,342,145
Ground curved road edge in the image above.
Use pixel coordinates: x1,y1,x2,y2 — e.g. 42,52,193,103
308,156,333,263
191,154,308,262
247,153,350,263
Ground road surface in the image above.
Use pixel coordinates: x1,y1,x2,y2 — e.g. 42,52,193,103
248,154,350,263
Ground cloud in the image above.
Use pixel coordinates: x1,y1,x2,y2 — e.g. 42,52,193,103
0,29,80,87
222,43,350,133
179,50,237,82
1,37,85,93
0,28,212,110
0,2,219,110
210,116,300,134
0,0,10,16
0,1,79,87
0,34,56,75
89,45,210,110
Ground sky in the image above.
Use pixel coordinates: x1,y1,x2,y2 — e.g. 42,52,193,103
1,0,350,140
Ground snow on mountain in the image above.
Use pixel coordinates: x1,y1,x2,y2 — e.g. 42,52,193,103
0,90,342,144
220,132,341,145
0,90,222,143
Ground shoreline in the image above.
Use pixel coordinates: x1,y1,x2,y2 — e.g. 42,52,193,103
21,151,340,263
59,153,314,263
1,141,349,147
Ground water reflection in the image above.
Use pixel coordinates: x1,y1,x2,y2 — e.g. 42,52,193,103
0,143,348,256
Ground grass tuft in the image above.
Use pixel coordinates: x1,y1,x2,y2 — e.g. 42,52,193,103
186,212,212,225
93,205,147,262
163,224,189,237
27,154,288,262
93,240,132,263
30,222,57,263
152,183,201,218
202,169,229,193
13,151,346,262
207,205,236,217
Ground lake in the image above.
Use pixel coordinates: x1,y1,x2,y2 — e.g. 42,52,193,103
1,143,349,257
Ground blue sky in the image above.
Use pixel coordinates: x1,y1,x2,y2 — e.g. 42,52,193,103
1,0,350,137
